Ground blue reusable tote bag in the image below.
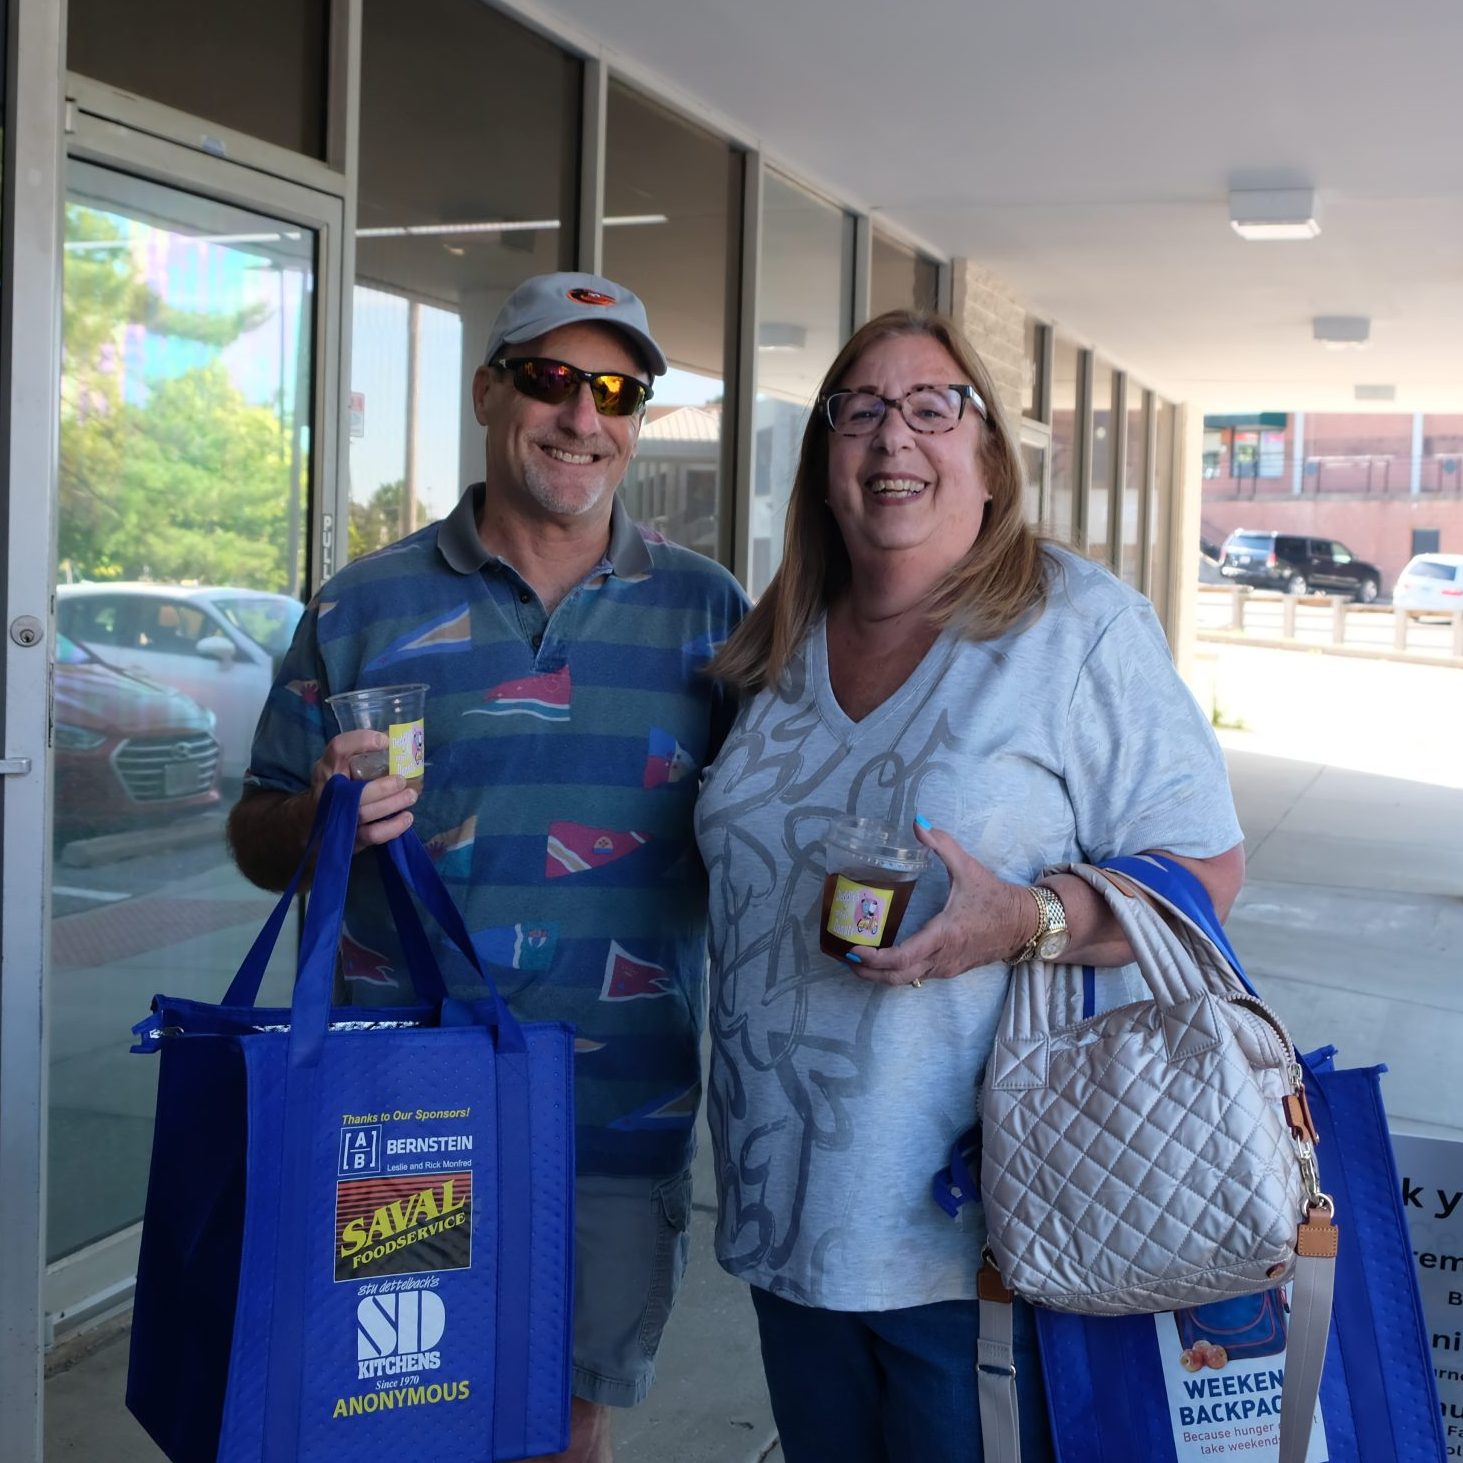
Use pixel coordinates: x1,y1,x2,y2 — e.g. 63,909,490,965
126,775,575,1463
1032,855,1446,1463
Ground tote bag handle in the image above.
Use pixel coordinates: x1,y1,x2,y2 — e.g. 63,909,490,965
224,775,524,1063
1009,861,1258,1045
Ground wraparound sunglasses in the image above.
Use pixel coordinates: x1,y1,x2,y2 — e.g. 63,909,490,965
492,355,652,417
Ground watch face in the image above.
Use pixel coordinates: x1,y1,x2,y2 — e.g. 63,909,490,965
1038,929,1070,961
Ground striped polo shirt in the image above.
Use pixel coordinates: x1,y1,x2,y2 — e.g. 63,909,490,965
246,482,750,1178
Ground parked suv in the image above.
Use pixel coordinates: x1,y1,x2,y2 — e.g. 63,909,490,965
1393,552,1463,612
1219,531,1382,601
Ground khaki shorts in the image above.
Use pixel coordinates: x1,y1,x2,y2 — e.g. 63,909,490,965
571,1170,693,1408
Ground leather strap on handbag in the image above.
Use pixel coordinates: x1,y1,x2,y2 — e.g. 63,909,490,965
976,1261,1021,1463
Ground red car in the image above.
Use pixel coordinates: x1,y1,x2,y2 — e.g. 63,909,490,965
53,632,221,837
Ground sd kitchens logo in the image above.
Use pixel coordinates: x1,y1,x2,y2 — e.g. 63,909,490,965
356,1291,445,1380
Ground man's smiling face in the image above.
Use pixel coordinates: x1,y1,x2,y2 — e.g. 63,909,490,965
474,321,646,524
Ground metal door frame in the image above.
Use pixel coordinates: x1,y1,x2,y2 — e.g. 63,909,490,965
42,116,345,1328
0,0,68,1455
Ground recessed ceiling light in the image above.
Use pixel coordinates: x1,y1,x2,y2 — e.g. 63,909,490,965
1229,188,1321,241
758,322,808,351
1354,384,1395,401
1313,316,1370,350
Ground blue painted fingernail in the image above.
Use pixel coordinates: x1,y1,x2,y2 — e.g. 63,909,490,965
915,814,932,830
845,951,862,964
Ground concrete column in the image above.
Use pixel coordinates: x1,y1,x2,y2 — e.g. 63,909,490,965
949,258,1026,428
1411,412,1424,495
1292,410,1305,495
1169,403,1205,684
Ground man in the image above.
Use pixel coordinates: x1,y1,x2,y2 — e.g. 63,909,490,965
229,272,749,1462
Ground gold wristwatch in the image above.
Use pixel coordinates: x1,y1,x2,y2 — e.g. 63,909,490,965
1015,884,1070,963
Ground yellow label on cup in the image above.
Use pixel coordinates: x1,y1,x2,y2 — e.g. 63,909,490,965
387,718,425,779
826,874,895,947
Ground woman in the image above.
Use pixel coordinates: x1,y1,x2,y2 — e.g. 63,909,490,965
695,311,1245,1462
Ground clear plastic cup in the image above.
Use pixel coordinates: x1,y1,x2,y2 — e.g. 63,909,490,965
819,816,931,958
325,683,428,785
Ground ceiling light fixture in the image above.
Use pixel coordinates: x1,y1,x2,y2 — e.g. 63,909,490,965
357,214,668,240
1312,315,1370,350
1354,384,1396,402
758,322,808,351
1228,188,1320,241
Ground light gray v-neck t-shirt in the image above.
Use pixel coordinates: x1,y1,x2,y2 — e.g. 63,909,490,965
693,549,1243,1311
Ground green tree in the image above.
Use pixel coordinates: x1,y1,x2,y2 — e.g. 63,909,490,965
348,479,411,561
58,204,293,589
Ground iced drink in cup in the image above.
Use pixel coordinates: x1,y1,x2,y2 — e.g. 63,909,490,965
819,816,931,959
325,683,428,785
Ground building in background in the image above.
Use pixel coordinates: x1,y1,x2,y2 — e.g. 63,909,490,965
1203,411,1463,590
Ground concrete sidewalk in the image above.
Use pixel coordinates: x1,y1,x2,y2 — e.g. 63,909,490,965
44,644,1461,1461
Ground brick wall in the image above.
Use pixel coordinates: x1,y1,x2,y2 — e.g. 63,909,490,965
950,259,1025,428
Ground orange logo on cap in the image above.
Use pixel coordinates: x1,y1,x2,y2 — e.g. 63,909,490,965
567,287,617,307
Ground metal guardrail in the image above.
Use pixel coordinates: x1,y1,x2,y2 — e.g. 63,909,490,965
1196,586,1463,666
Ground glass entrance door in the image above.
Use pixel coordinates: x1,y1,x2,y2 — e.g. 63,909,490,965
48,161,317,1263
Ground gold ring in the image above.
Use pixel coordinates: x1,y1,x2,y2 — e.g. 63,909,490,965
911,978,923,989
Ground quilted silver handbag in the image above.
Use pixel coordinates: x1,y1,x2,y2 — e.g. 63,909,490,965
980,861,1319,1316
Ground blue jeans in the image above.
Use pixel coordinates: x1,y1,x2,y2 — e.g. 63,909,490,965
751,1287,1055,1463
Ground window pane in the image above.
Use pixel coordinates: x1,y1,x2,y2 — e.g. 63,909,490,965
67,0,329,158
1048,335,1079,543
606,82,738,563
1021,439,1047,527
752,172,854,595
871,231,939,316
913,255,941,312
1121,381,1147,587
53,161,312,1257
351,0,579,547
1086,359,1116,563
1023,318,1047,421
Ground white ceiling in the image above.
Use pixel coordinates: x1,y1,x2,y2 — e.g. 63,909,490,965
523,0,1463,412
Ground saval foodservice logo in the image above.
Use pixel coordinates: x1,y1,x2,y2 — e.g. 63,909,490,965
334,1172,472,1282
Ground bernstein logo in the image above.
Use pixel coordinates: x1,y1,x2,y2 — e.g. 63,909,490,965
567,287,616,306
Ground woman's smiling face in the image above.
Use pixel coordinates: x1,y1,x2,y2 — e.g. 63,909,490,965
825,332,990,581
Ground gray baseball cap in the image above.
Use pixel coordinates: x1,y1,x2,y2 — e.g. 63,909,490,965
483,271,667,378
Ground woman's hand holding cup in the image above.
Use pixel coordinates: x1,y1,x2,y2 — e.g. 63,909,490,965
842,817,1035,989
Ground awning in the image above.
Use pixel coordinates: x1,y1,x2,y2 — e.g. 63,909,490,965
1203,413,1289,429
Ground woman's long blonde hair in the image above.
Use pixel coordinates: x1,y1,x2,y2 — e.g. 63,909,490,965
709,310,1049,694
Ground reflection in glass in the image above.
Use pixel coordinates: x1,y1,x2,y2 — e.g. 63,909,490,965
67,0,330,158
352,0,579,545
51,162,310,1259
1121,381,1148,586
1020,439,1048,526
1047,335,1080,544
753,174,855,594
871,231,940,316
1086,359,1116,564
606,82,738,561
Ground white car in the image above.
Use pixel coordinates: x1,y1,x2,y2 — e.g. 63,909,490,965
1392,553,1463,614
56,584,304,781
